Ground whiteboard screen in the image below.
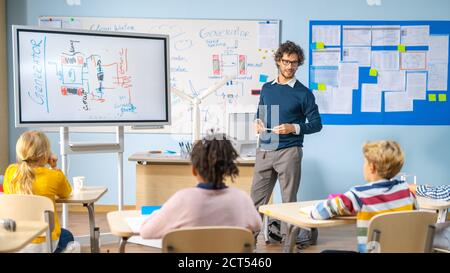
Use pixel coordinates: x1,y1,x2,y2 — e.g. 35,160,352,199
13,25,170,126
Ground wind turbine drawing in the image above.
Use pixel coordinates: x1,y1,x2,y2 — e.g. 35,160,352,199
171,75,236,141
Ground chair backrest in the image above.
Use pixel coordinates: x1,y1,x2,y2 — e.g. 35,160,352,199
162,226,255,253
367,210,437,253
0,194,55,252
0,194,54,221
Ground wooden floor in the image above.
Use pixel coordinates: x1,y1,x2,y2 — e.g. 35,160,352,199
66,211,358,253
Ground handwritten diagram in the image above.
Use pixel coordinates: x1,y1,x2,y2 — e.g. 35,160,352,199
51,40,136,117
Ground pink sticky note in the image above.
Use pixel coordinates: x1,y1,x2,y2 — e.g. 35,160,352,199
327,193,341,199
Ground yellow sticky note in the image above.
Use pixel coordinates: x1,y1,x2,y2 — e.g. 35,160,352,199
318,83,326,91
439,94,447,102
429,94,437,102
398,44,406,52
369,68,378,77
316,42,325,49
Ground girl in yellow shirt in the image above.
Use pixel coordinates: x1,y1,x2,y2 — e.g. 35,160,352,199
3,131,74,253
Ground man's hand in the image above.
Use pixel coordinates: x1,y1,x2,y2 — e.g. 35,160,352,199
272,124,296,134
254,119,265,134
48,153,58,169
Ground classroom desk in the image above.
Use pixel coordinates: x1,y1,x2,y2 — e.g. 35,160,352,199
56,186,108,253
259,200,356,253
129,153,255,208
0,220,48,253
107,210,140,253
417,196,450,223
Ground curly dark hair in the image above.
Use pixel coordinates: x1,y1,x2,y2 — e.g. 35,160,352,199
190,131,239,189
274,40,305,68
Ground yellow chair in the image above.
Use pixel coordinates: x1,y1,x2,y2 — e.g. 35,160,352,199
0,194,55,252
162,226,255,253
367,210,437,253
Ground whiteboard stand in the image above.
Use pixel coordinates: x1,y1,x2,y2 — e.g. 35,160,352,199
59,126,125,228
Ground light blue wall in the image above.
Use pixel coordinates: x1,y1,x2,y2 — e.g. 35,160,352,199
5,0,450,205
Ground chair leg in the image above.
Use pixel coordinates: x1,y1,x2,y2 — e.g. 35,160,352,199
437,209,448,223
263,215,269,243
44,210,55,253
367,229,381,253
285,225,300,253
119,237,128,253
424,225,436,253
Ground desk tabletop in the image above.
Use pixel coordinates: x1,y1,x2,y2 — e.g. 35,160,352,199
0,220,48,253
417,196,450,210
259,200,356,229
107,210,140,238
56,186,108,204
129,152,255,165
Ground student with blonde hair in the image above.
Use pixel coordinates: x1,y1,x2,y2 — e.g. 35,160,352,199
3,131,74,252
310,140,417,252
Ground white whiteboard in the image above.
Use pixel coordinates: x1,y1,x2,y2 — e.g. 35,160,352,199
13,25,170,127
39,16,280,134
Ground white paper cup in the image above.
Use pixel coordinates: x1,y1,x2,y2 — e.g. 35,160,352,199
72,176,85,193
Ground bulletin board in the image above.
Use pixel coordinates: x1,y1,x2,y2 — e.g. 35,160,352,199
309,20,450,125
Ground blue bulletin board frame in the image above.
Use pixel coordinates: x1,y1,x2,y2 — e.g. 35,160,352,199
309,20,450,125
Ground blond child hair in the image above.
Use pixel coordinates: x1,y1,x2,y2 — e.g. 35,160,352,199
363,140,404,180
11,131,52,194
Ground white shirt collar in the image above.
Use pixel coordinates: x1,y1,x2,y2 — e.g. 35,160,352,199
369,179,390,185
271,77,297,88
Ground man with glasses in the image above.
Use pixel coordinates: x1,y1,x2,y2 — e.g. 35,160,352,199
251,41,322,249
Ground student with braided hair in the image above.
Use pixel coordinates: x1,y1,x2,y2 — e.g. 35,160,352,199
140,132,262,239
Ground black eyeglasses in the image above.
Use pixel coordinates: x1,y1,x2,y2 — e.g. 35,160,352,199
281,59,299,67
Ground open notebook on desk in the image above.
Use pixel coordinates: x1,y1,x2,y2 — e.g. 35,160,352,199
125,212,162,248
299,205,356,220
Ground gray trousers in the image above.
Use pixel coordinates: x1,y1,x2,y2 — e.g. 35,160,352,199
251,146,303,238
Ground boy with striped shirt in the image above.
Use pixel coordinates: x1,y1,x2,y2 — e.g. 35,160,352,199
310,140,417,252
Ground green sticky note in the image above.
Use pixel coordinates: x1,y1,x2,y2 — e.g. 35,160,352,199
439,94,447,102
429,94,437,102
316,42,325,49
398,44,406,52
369,68,378,77
318,83,326,91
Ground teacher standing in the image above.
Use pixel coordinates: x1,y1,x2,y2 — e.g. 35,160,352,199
251,41,322,242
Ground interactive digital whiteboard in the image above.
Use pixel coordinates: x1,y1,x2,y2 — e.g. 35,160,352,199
13,25,170,127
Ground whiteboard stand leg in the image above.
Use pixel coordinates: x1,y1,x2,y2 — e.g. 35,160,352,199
117,126,124,211
192,99,200,142
118,151,123,211
60,127,69,228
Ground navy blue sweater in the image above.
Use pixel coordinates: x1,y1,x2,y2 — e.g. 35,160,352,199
256,80,322,150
